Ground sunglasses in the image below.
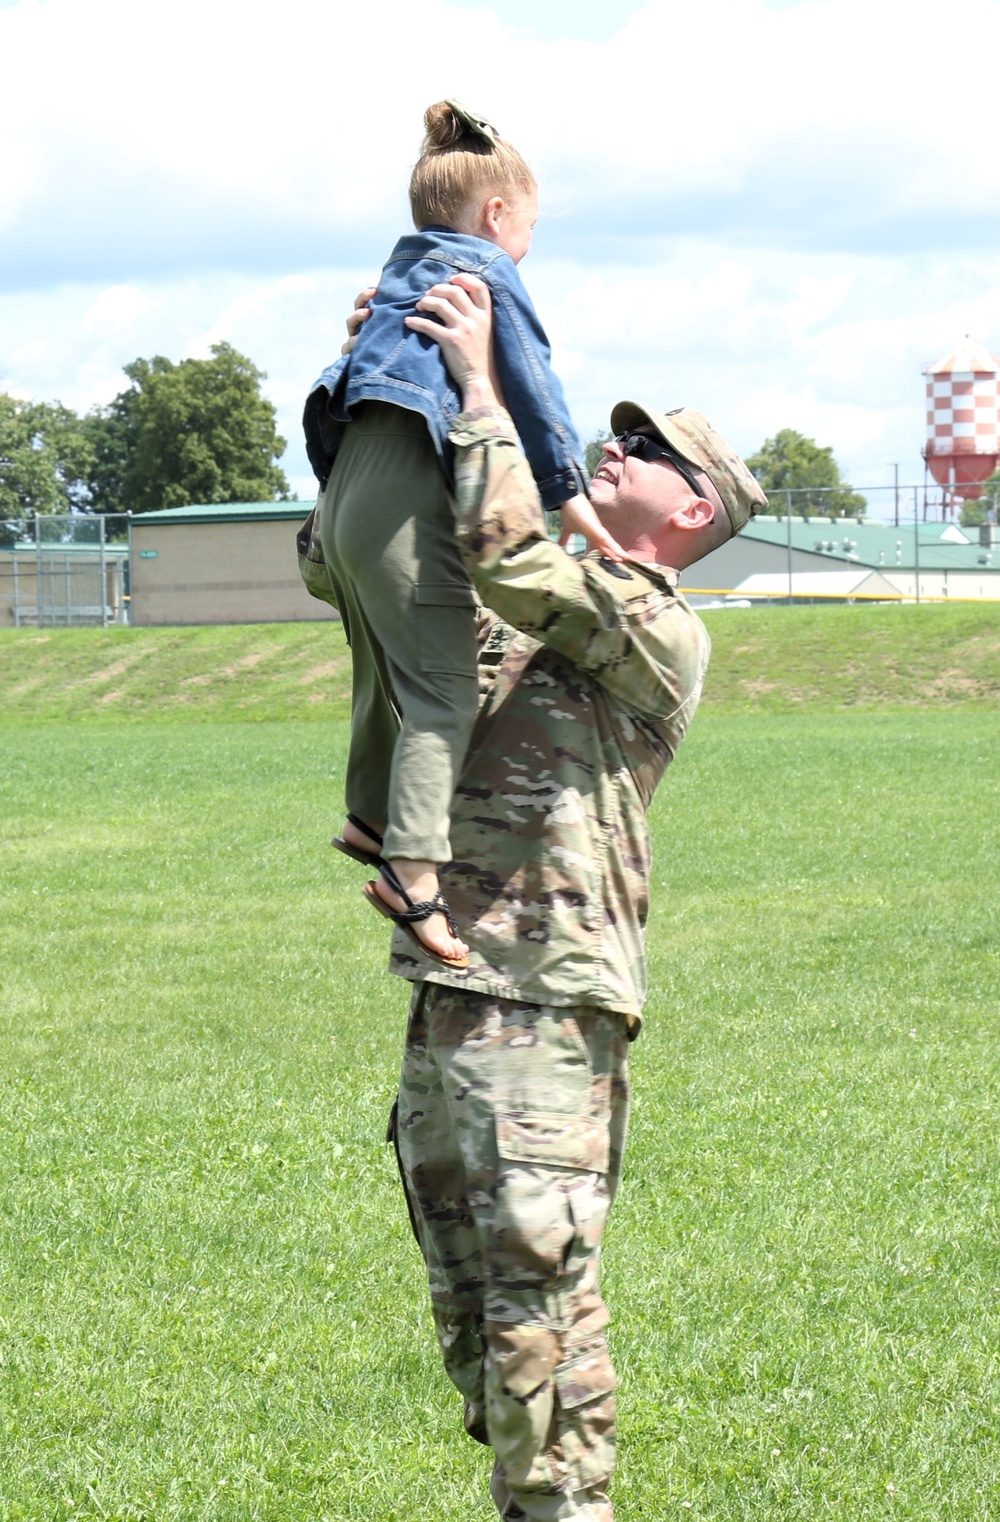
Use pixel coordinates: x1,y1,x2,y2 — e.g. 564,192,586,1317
615,430,707,498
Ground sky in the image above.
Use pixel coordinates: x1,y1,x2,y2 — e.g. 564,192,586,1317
4,0,1000,513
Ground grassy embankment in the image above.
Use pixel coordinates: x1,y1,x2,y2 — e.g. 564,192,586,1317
1,600,999,723
1,607,998,1520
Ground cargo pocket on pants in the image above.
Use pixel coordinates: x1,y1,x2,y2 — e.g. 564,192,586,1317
413,582,478,676
493,1110,611,1283
555,1339,617,1486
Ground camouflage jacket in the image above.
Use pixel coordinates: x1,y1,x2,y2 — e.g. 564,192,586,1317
388,408,711,1027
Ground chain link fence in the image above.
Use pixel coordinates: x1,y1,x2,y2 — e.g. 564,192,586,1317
0,515,130,627
673,482,1000,607
3,488,997,628
763,480,997,531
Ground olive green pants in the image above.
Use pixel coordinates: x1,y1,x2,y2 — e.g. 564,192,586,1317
317,403,478,864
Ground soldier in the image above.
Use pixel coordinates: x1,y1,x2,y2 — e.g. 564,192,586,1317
346,275,766,1521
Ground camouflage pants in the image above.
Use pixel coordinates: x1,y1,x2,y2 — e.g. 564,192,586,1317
391,983,630,1521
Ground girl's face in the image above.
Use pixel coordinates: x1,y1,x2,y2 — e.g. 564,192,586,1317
496,190,538,264
474,189,538,264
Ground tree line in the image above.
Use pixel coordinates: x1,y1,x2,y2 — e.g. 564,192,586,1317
8,360,997,535
748,429,1000,525
585,425,1000,526
585,426,866,519
0,343,289,537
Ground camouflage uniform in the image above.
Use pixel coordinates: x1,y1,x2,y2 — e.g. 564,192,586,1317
388,409,711,1521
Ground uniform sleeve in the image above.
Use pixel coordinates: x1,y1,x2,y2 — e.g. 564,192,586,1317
451,409,710,723
483,259,589,510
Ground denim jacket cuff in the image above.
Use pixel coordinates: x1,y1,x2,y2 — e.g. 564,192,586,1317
536,465,590,512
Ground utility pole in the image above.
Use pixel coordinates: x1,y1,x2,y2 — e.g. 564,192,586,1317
892,463,899,527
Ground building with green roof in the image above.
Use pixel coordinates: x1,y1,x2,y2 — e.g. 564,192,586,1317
127,495,1000,624
129,500,339,626
682,515,999,603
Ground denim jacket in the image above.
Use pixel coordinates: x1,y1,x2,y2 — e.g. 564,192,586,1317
303,227,588,511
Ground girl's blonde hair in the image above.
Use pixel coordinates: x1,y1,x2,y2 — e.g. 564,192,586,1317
409,100,536,231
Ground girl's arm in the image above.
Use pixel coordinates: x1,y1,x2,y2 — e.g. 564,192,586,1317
481,256,588,510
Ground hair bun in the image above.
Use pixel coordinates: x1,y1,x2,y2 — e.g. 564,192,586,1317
423,99,498,152
423,101,463,149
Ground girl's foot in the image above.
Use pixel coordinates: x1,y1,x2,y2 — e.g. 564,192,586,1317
368,858,469,966
332,814,386,868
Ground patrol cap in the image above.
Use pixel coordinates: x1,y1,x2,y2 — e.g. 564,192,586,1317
609,401,768,537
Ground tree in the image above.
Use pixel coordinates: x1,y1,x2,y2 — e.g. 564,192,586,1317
584,429,613,479
959,473,1000,528
79,376,146,517
86,343,289,514
745,428,866,519
0,394,94,523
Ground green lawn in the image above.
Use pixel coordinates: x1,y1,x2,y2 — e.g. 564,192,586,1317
1,614,998,1520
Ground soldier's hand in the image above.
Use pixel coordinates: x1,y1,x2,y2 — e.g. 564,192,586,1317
341,286,377,355
405,274,499,409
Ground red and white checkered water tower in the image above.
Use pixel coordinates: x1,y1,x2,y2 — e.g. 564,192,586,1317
923,335,1000,503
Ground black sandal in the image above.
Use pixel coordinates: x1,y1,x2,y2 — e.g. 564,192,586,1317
332,813,385,869
363,860,470,970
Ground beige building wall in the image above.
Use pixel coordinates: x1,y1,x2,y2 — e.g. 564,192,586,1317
130,517,339,625
681,539,1000,602
880,570,1000,600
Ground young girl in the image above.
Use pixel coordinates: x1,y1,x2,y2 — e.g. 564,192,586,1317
303,100,622,968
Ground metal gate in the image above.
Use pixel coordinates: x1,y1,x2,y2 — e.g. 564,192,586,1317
1,515,129,627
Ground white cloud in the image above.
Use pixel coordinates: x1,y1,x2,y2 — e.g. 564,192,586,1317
82,285,151,332
5,0,1000,286
530,241,1000,491
4,0,1000,512
183,275,321,359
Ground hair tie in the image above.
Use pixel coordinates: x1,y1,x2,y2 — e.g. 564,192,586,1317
444,99,498,143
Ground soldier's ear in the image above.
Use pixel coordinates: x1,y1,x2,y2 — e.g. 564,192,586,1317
670,498,715,533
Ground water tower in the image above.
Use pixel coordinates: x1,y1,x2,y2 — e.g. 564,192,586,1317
923,335,1000,510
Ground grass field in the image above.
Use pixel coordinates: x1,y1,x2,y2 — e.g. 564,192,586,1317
1,610,999,1521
